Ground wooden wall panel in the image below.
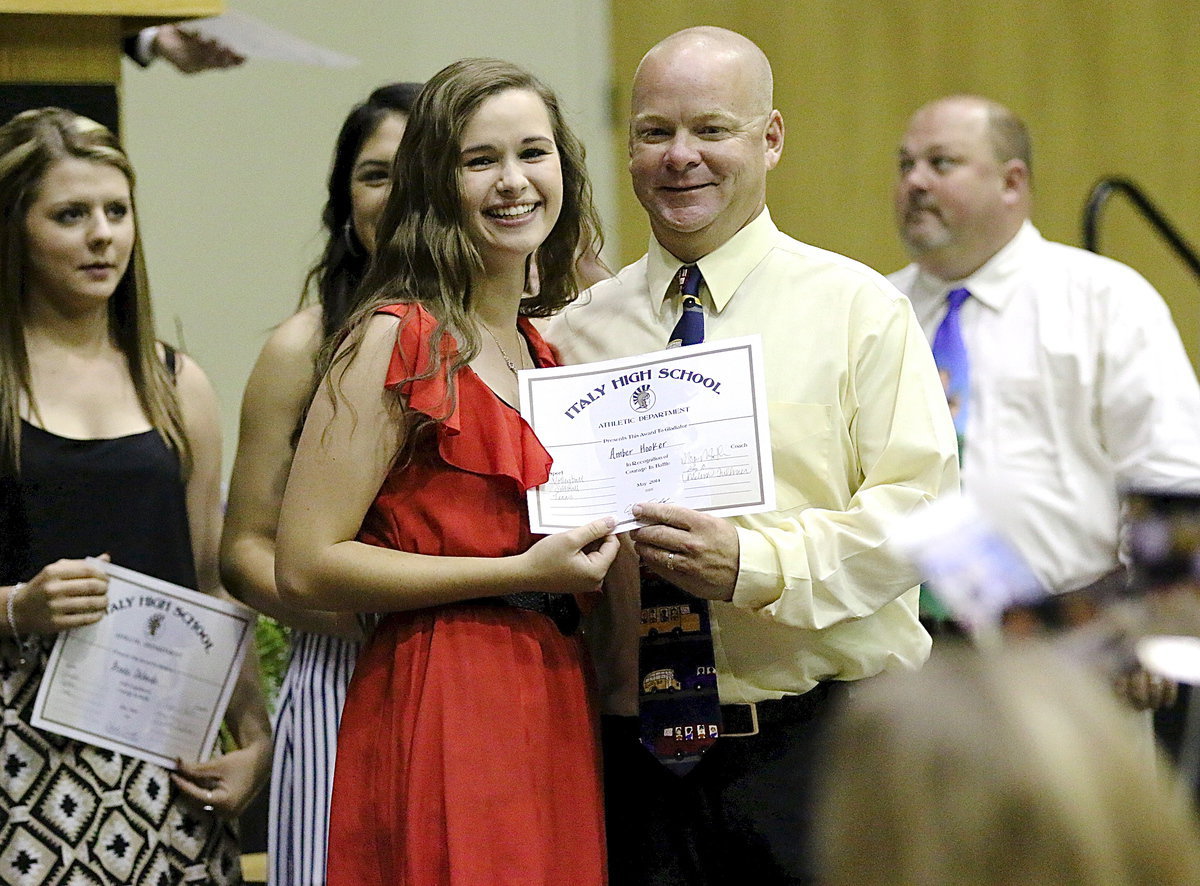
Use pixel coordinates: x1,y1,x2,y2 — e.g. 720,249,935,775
609,1,1200,366
1,2,219,15
0,14,120,82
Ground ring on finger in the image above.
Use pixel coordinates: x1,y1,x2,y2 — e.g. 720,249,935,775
666,552,676,571
202,789,214,813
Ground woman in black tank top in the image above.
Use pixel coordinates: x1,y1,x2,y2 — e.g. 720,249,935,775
0,108,270,884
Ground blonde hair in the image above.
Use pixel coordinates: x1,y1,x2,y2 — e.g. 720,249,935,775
816,643,1200,885
0,107,187,473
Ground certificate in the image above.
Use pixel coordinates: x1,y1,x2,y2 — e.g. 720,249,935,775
31,560,256,770
520,335,775,533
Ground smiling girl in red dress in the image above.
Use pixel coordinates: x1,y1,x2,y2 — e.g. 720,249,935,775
276,59,615,885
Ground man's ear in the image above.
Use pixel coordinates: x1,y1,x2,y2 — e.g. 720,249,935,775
1001,158,1030,204
764,110,784,171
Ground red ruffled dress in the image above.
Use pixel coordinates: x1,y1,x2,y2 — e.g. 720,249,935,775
325,303,606,886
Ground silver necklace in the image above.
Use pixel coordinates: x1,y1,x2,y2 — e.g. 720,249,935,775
482,324,523,374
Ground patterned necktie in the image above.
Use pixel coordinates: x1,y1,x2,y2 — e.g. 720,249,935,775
638,264,722,775
667,265,704,347
932,288,971,448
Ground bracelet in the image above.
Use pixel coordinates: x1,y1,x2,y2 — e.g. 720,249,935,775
6,582,27,665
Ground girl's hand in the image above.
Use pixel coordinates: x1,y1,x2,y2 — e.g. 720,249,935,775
15,556,109,635
520,517,619,595
172,736,272,819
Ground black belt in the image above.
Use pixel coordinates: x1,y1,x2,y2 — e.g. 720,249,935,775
719,682,834,738
500,592,580,635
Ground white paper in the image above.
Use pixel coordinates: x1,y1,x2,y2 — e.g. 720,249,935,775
1137,635,1200,684
31,560,255,769
180,9,360,69
520,335,775,533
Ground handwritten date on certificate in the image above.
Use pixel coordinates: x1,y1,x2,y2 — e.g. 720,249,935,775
520,336,775,534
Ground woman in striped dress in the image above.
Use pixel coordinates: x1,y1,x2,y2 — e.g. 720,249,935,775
220,82,421,886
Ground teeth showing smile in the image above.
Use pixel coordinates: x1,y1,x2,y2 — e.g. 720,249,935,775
487,203,537,218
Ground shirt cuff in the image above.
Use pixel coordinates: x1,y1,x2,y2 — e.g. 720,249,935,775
730,525,785,609
129,26,160,67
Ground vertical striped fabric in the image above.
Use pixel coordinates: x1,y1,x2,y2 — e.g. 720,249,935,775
268,631,362,886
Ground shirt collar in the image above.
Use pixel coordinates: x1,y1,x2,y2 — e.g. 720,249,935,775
646,207,778,313
912,220,1042,311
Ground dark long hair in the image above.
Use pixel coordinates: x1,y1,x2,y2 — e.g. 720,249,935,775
322,59,602,463
302,82,423,340
0,107,186,475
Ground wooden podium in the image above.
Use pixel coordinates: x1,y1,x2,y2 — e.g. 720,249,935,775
0,1,224,132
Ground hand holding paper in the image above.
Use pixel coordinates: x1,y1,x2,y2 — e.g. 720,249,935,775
14,555,108,634
31,560,256,770
519,517,620,595
630,502,740,602
179,10,360,68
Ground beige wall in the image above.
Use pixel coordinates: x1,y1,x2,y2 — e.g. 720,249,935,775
120,0,616,479
610,1,1200,367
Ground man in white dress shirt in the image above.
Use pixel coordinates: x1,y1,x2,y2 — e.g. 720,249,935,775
889,94,1200,652
547,26,958,885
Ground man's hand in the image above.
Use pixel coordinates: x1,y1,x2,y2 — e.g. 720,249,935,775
631,502,739,601
1114,666,1178,711
154,25,245,74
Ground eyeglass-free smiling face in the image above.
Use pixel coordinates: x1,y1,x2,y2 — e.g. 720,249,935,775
628,41,782,263
458,88,563,272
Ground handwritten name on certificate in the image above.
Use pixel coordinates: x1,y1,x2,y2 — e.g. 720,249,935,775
31,560,255,770
520,335,775,533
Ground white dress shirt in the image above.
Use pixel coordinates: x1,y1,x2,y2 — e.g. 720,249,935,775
547,209,959,707
890,221,1200,593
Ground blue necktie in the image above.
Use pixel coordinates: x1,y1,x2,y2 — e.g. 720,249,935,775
638,264,722,776
923,287,971,623
667,265,704,347
932,288,971,445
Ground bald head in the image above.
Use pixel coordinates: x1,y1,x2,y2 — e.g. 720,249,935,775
634,27,774,118
627,27,783,262
913,95,1032,175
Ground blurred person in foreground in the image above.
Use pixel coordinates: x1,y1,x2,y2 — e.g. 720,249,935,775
815,642,1200,886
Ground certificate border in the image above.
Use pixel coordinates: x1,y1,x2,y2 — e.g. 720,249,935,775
31,561,255,770
523,336,775,532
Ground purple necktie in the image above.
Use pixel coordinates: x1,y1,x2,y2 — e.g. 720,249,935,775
932,287,971,445
922,287,971,622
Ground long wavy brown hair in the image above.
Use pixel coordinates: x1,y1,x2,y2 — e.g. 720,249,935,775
318,58,602,465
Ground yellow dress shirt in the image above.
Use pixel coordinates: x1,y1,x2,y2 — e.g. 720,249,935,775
546,209,959,709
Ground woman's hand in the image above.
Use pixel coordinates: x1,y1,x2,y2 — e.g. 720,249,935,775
519,517,620,595
14,556,109,635
172,734,272,819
